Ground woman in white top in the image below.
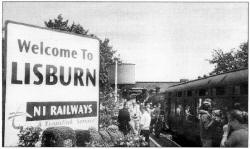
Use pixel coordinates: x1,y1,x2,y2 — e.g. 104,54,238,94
140,106,151,147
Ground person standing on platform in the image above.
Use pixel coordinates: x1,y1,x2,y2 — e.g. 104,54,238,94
136,89,149,104
153,103,162,138
220,110,248,147
140,106,151,147
118,102,131,135
145,103,152,114
143,89,150,104
199,98,215,147
149,105,156,133
150,103,161,133
129,100,141,134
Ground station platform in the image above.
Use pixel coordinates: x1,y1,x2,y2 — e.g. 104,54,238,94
150,133,181,147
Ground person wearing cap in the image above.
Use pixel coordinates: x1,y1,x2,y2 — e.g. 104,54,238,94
199,98,216,147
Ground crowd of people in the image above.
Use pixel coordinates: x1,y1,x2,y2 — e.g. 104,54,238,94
117,88,248,147
117,89,163,147
199,98,248,147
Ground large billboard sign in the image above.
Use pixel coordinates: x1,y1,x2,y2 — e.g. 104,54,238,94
3,21,100,146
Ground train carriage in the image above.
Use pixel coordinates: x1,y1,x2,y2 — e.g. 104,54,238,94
164,68,248,146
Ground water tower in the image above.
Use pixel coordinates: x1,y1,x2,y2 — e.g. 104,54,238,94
108,63,135,89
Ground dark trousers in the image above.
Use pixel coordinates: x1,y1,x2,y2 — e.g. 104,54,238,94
140,129,150,147
118,121,131,135
150,118,157,132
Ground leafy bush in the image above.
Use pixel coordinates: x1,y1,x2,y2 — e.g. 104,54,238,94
17,126,42,147
107,125,124,144
99,128,114,146
88,127,105,147
75,129,91,147
41,126,76,147
99,92,120,128
115,132,148,147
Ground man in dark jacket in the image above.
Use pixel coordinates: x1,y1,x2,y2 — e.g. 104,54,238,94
118,102,131,135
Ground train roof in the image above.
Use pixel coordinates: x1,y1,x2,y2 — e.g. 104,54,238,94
166,68,248,92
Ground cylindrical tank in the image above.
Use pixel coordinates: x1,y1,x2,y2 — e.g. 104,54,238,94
108,63,135,84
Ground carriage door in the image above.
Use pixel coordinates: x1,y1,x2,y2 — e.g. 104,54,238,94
166,92,172,128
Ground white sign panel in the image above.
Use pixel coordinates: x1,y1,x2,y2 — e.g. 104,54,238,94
4,21,100,146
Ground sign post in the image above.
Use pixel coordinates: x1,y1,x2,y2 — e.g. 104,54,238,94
3,21,100,146
115,59,118,102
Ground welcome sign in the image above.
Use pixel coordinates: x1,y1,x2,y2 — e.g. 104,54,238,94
3,21,100,146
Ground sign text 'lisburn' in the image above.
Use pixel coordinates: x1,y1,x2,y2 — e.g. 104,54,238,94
11,39,96,86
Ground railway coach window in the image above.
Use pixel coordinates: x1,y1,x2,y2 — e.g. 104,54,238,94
240,84,248,95
187,90,192,96
216,87,225,95
233,86,240,95
198,89,207,96
177,91,182,97
195,90,198,96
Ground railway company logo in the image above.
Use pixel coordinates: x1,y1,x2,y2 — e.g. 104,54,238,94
26,101,97,121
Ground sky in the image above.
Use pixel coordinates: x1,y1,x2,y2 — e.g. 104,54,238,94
3,2,248,82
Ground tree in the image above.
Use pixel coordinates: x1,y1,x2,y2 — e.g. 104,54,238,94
208,42,248,75
44,14,120,93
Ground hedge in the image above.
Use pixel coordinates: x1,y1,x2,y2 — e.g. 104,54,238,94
75,129,91,147
88,127,105,147
107,125,124,144
41,126,76,147
99,129,114,146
